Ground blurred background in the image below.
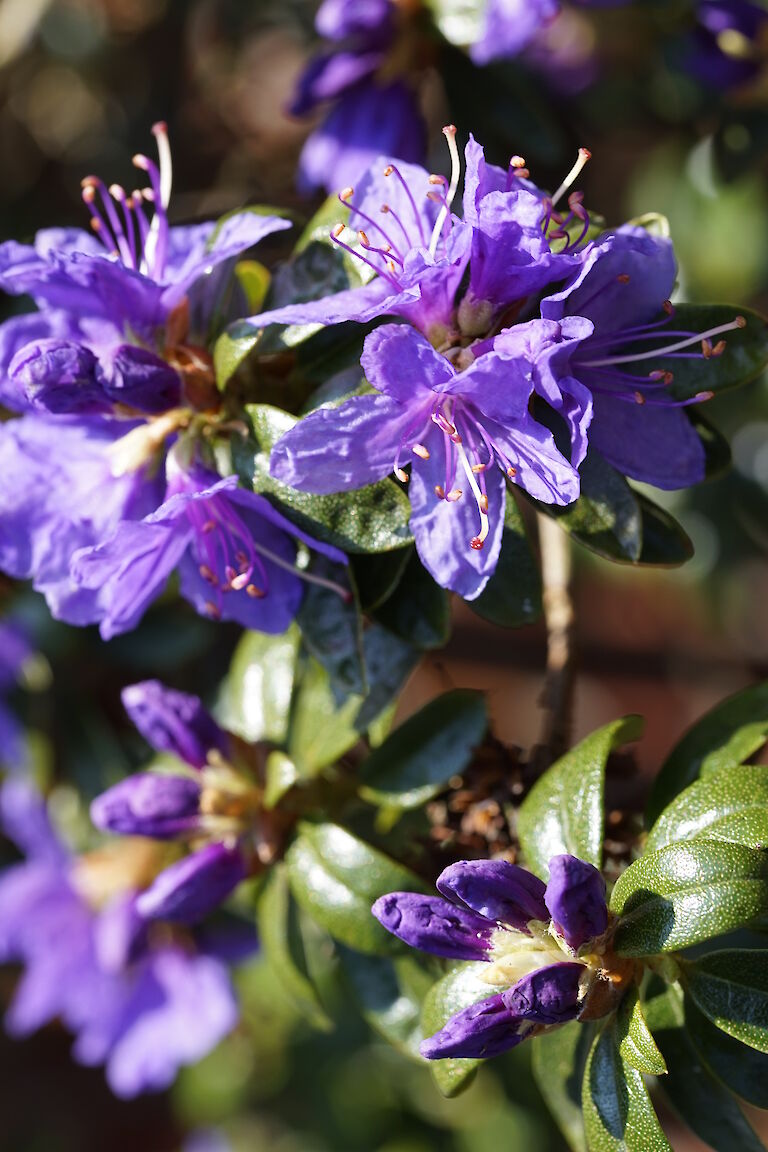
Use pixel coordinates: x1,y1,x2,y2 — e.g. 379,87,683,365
2,0,768,1148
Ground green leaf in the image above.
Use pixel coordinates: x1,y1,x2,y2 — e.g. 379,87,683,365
285,822,426,955
263,751,299,809
518,716,643,878
235,259,271,314
288,655,361,775
543,452,642,564
338,947,436,1060
420,962,491,1097
359,690,488,810
257,865,334,1031
469,492,542,628
684,994,768,1109
218,626,299,743
616,987,667,1076
647,680,768,826
372,549,451,650
532,1021,595,1152
635,497,694,568
354,625,421,731
643,982,765,1152
582,1019,672,1151
690,410,732,480
646,763,768,853
213,320,262,390
662,306,768,401
351,548,411,612
684,950,768,1054
296,559,366,696
240,404,413,553
611,839,768,956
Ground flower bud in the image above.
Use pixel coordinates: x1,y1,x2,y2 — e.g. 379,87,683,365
122,681,230,770
10,339,108,414
135,842,247,924
91,772,202,839
544,855,608,951
102,345,181,413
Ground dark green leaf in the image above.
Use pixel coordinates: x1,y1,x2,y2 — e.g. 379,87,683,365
240,404,413,553
582,1019,671,1151
218,626,299,743
469,492,542,628
354,625,421,731
616,987,667,1076
359,690,488,810
296,560,366,696
257,865,334,1031
690,410,732,480
532,1021,595,1152
420,962,492,1097
647,681,768,826
635,497,694,568
684,994,768,1109
643,982,765,1152
662,307,768,401
338,947,436,1060
351,548,411,612
684,950,768,1054
285,822,426,955
646,764,768,853
611,840,768,956
543,452,642,564
372,549,451,650
518,716,643,878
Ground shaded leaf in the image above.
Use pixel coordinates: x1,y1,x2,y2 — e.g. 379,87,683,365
218,626,299,744
338,947,436,1060
611,840,768,956
582,1019,671,1151
685,950,768,1054
646,763,768,853
684,994,768,1109
543,452,642,564
288,655,361,775
296,559,366,696
372,549,451,650
635,497,693,568
663,307,768,401
263,750,300,809
532,1020,595,1152
420,962,492,1097
469,491,542,628
359,690,488,810
518,716,643,878
351,548,411,613
616,986,667,1076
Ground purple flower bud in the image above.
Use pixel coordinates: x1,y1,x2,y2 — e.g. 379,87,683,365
420,992,523,1060
90,773,202,839
135,843,247,924
102,344,181,413
122,681,230,770
436,859,548,932
10,339,108,414
503,962,584,1025
371,892,493,960
545,855,607,951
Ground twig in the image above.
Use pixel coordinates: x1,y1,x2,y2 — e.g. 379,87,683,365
535,513,576,771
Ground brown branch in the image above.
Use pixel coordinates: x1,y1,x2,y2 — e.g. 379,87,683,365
534,513,576,771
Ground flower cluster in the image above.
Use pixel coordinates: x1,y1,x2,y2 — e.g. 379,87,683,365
250,130,741,598
373,854,630,1059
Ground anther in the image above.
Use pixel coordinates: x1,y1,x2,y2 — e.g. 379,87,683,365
205,601,221,619
696,390,715,401
394,466,409,483
471,463,486,473
663,300,674,315
429,174,447,185
446,488,463,502
246,584,265,598
340,186,354,201
199,565,218,585
384,165,394,177
479,494,489,513
736,315,747,328
358,230,370,246
413,443,430,459
470,537,485,551
434,485,445,498
331,223,345,238
616,273,630,284
203,519,216,533
230,573,250,592
511,155,527,168
711,340,727,357
634,392,646,404
506,466,517,478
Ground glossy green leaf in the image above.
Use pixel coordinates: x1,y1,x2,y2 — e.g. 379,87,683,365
240,404,413,553
351,548,411,613
684,994,768,1109
288,656,361,775
218,626,299,744
635,497,694,568
647,681,768,826
544,452,642,564
285,822,426,955
469,492,542,628
690,410,732,480
611,840,768,956
684,950,768,1054
235,259,271,314
354,625,421,731
616,987,667,1076
263,750,299,809
643,982,765,1152
532,1021,595,1152
372,549,451,650
213,320,262,390
359,690,488,810
661,306,768,401
518,716,644,878
420,962,492,1097
582,1019,671,1151
296,559,366,696
338,947,436,1060
257,865,334,1031
646,764,768,853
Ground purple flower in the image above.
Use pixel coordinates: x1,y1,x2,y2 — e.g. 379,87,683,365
682,1,768,90
135,843,248,925
372,854,609,1060
0,779,250,1098
540,225,743,487
0,621,32,771
469,0,631,66
270,319,582,598
290,0,426,193
91,773,203,840
122,680,230,770
70,460,348,639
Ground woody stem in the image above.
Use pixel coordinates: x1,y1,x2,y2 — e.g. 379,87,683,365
535,512,575,772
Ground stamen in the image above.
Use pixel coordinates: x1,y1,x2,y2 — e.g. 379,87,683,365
384,164,427,247
413,443,430,459
582,317,746,368
428,125,460,259
550,147,591,209
394,466,409,483
434,485,445,498
455,438,490,549
151,121,173,210
446,488,462,502
330,225,401,288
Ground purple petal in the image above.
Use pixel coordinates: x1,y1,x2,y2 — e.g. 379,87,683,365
101,344,181,413
92,894,148,972
270,393,413,493
481,414,580,506
135,843,247,924
470,0,560,63
316,0,395,40
371,892,493,960
9,339,107,415
0,780,66,864
588,398,705,490
436,859,547,930
420,992,523,1060
503,961,583,1024
361,323,454,402
121,680,230,769
545,855,607,951
408,443,506,600
246,277,397,330
91,773,202,839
